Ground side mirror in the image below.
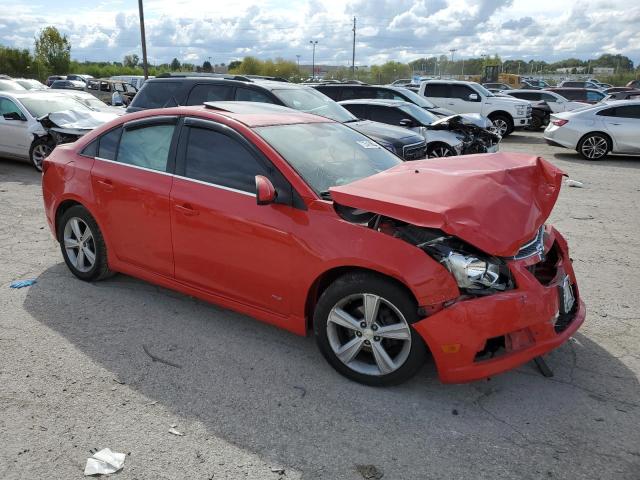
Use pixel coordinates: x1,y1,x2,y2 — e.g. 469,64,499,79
255,175,277,205
468,93,479,102
3,112,24,121
399,118,414,127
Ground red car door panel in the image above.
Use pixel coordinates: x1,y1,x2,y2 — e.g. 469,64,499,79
171,178,293,315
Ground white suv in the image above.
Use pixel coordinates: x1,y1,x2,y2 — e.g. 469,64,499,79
419,80,531,136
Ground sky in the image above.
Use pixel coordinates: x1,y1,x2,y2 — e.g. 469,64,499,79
1,0,639,67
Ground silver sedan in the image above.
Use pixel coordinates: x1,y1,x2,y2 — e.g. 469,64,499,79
544,100,640,160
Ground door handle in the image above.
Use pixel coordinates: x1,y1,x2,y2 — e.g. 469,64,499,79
174,203,199,216
97,178,114,191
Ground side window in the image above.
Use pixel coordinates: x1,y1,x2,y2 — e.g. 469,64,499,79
374,89,399,100
131,82,182,108
235,87,275,104
0,98,23,117
368,106,406,125
117,124,175,172
100,82,111,92
115,83,125,92
187,84,233,105
81,140,98,157
87,81,99,91
586,91,603,102
184,127,268,193
559,90,578,100
450,85,475,100
597,108,616,117
424,84,448,97
343,104,366,118
340,88,362,100
97,127,122,160
613,106,640,119
315,87,340,100
541,93,557,103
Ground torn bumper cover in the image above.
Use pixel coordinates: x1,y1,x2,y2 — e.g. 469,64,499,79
412,226,585,383
30,109,120,145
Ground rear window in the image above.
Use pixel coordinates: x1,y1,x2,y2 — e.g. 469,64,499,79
130,81,182,109
424,83,448,97
187,84,233,104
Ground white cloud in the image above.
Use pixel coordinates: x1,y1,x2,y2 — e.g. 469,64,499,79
0,0,638,66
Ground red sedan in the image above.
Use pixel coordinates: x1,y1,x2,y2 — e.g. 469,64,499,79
41,102,585,386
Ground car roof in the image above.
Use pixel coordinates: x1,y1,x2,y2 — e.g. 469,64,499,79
175,102,334,127
423,79,475,85
145,74,306,91
339,98,409,107
547,87,602,92
0,90,76,100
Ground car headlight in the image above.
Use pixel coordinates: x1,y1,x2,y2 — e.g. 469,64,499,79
441,252,504,290
516,105,526,116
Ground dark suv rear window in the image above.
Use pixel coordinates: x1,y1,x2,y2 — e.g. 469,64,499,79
130,81,182,109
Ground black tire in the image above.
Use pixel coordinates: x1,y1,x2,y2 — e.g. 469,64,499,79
530,115,542,130
29,136,55,172
427,143,455,158
489,113,513,137
577,133,610,160
313,272,428,386
57,205,113,281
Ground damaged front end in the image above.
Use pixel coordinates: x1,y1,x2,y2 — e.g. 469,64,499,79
429,114,502,154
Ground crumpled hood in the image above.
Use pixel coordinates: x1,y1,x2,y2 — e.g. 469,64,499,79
45,109,120,129
349,120,421,142
330,152,565,257
431,113,493,130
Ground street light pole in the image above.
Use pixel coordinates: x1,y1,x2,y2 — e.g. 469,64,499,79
138,0,149,79
309,40,318,80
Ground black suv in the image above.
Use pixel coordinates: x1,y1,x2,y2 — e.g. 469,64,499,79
311,83,455,117
128,74,428,161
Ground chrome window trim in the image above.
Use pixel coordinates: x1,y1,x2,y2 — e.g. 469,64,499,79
92,156,255,197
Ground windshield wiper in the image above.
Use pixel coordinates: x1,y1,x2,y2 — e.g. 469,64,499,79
319,190,333,200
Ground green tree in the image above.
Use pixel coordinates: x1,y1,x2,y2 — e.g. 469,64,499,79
227,60,242,71
170,57,181,71
229,56,262,75
34,26,71,74
123,54,139,68
202,60,212,72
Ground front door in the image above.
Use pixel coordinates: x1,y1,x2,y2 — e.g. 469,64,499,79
170,119,294,315
0,97,31,158
90,118,178,276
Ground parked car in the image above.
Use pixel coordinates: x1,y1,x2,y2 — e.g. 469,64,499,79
544,100,640,160
339,98,500,155
45,75,66,87
13,78,48,91
626,80,640,89
482,82,513,91
41,102,584,385
0,79,27,91
312,83,456,117
86,79,137,105
503,89,585,113
52,89,126,114
390,79,412,86
128,75,431,161
110,75,150,90
67,74,94,84
557,80,603,90
50,79,86,90
521,79,552,89
545,87,606,104
0,91,117,170
603,87,634,94
528,101,552,130
603,90,640,101
419,80,532,136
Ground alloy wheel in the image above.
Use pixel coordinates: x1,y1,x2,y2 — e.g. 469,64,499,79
326,293,412,376
32,144,52,171
429,146,453,158
492,119,509,136
63,217,96,273
581,135,608,159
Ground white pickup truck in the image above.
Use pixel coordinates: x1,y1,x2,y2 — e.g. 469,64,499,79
418,80,531,136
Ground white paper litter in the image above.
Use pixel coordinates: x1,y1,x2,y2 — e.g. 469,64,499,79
84,448,126,476
564,179,585,188
168,427,184,436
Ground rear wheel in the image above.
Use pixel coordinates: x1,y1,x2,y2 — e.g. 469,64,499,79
29,137,54,172
489,113,513,137
58,205,113,281
313,273,427,386
578,133,610,160
427,143,455,158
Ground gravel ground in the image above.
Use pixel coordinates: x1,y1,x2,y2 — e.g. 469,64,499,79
1,130,639,480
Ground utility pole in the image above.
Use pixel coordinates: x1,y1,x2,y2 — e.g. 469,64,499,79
309,40,318,80
351,17,356,78
138,0,149,79
296,55,301,69
461,58,465,77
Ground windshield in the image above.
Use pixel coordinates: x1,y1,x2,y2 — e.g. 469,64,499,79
394,87,436,108
399,104,438,125
472,83,494,97
255,122,401,195
19,96,91,117
271,88,356,123
0,80,27,91
16,80,46,90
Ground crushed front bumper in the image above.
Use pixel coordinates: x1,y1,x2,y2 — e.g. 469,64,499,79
412,226,585,383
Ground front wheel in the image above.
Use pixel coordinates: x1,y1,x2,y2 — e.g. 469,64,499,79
313,273,427,386
578,133,610,160
427,143,455,158
489,114,513,137
29,137,54,172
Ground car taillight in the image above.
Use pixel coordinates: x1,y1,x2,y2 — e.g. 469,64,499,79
552,119,568,127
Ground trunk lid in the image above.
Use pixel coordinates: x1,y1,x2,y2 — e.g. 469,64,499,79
330,152,565,257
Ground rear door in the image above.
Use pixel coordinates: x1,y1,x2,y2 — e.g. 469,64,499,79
448,84,482,113
422,83,450,109
600,105,640,153
90,117,179,276
170,118,295,314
